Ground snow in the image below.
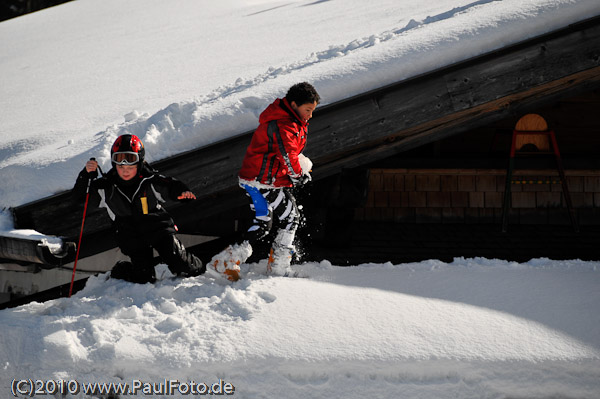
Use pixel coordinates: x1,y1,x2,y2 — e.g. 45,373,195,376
1,259,599,398
1,0,600,397
0,228,65,254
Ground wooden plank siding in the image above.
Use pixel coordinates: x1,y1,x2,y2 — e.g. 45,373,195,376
11,16,600,252
357,169,600,226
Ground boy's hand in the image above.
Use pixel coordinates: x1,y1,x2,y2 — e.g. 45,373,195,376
85,159,98,173
178,191,196,200
291,173,311,186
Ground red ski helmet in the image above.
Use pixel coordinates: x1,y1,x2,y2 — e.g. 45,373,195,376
111,134,145,166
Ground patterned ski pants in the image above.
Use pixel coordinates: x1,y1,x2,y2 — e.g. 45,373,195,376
241,185,300,249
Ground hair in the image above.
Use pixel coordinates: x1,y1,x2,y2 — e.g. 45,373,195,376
285,82,320,106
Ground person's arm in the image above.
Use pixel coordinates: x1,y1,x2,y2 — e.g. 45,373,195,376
152,173,196,202
274,121,304,179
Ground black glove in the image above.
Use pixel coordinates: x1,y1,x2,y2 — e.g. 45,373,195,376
87,169,98,179
291,173,312,186
77,167,97,181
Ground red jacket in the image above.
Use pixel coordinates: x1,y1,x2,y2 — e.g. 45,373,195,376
239,98,308,187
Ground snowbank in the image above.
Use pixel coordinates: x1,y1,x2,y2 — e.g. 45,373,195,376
1,258,599,398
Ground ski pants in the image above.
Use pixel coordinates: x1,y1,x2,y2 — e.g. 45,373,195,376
115,227,204,280
241,185,300,249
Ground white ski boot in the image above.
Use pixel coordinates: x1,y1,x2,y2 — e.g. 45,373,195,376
266,229,295,276
208,241,252,281
266,244,294,276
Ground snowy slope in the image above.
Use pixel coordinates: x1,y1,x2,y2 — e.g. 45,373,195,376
1,259,599,398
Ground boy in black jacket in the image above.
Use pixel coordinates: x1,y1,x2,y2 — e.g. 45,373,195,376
73,134,205,283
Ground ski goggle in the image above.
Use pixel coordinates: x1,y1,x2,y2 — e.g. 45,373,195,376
111,151,140,165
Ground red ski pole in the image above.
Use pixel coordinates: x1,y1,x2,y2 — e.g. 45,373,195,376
68,159,96,298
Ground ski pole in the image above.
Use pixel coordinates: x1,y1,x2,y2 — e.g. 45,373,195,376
68,158,96,297
96,163,104,177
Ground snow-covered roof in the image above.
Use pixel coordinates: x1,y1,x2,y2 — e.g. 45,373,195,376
1,0,599,223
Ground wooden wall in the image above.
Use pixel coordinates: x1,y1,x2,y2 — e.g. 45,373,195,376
357,168,600,226
355,89,600,226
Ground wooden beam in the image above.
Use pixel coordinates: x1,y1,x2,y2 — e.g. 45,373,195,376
314,66,600,179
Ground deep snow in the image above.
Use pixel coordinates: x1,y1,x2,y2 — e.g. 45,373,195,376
1,259,600,398
1,0,600,397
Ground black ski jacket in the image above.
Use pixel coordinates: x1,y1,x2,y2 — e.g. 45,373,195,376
72,163,190,236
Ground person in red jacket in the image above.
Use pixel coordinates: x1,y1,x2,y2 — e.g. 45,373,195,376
210,82,320,279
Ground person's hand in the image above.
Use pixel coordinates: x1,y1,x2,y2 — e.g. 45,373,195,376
85,159,98,173
178,191,197,200
291,173,312,186
298,154,312,173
